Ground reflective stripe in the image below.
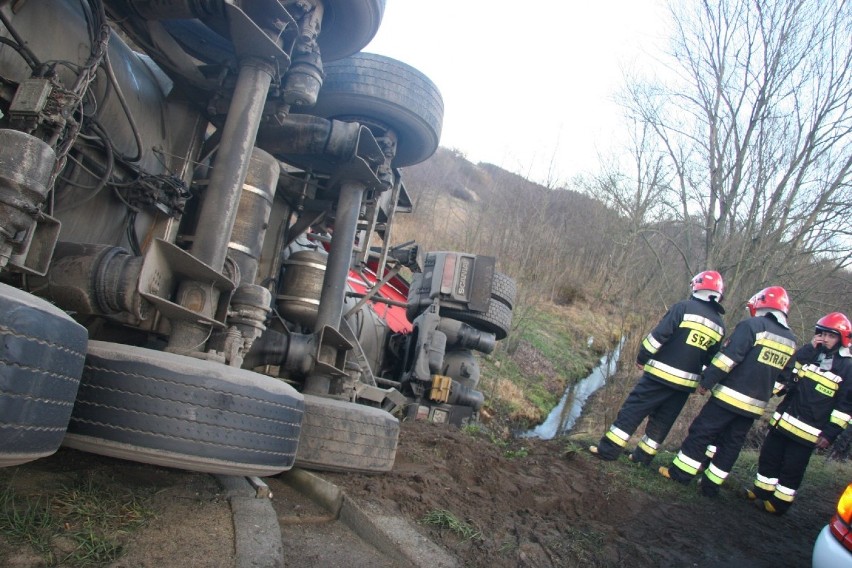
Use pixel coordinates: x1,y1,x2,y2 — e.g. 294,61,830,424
711,352,736,373
704,463,728,485
605,425,630,447
754,331,797,353
684,314,725,336
642,333,662,354
772,381,785,395
776,412,821,443
774,484,797,503
644,359,701,389
712,384,767,417
705,444,716,459
800,365,841,393
769,411,780,426
831,409,851,429
680,315,724,341
755,473,777,492
639,435,660,455
802,364,843,384
673,451,703,475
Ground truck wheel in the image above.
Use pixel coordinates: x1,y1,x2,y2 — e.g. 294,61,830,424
294,394,399,473
307,52,444,167
317,0,386,61
161,0,383,67
409,271,517,322
491,272,517,310
0,284,88,467
63,341,305,477
441,298,513,341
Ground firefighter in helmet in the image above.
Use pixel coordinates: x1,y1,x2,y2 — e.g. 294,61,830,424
746,312,852,515
661,286,797,497
589,271,726,464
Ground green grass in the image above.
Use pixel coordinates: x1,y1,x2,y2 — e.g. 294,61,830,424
479,302,629,426
420,509,483,541
503,447,529,459
513,309,593,377
0,485,57,562
0,473,155,567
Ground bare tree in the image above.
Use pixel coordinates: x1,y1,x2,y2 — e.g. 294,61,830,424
617,0,852,316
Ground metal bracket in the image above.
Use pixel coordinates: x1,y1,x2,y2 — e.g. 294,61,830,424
138,239,235,328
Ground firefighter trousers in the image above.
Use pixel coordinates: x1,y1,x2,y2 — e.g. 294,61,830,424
752,428,814,514
670,398,754,491
595,374,690,461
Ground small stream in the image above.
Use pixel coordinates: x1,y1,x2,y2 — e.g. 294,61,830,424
521,337,625,440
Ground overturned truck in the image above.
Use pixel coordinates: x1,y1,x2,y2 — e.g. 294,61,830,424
0,0,515,477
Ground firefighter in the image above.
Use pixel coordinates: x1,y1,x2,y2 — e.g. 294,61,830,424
746,312,852,515
588,271,725,464
660,286,797,497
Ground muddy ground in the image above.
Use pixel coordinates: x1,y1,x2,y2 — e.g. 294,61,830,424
0,419,845,568
326,420,841,568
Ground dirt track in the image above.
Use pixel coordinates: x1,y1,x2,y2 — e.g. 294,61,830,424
0,419,844,568
326,420,839,568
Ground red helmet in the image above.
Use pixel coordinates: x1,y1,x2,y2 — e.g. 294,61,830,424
691,270,724,300
815,312,852,348
746,291,760,317
749,286,790,316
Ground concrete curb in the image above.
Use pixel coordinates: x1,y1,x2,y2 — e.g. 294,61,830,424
215,475,283,568
280,468,460,568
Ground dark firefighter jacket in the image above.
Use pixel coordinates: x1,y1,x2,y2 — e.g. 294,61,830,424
701,314,797,418
770,344,852,445
636,298,725,392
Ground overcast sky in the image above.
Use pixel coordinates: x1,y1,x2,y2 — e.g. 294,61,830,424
363,1,671,185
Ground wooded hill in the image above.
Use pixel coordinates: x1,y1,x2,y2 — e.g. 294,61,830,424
395,146,852,344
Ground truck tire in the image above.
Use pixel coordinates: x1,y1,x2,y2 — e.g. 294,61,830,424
63,341,305,477
161,0,384,63
490,272,517,310
441,298,513,341
409,271,517,323
294,394,399,473
0,284,88,467
307,52,444,167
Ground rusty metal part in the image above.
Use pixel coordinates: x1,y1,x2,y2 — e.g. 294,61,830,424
229,148,280,285
26,242,146,319
277,249,327,328
0,130,57,270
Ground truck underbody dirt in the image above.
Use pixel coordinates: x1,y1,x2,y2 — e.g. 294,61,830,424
0,0,515,477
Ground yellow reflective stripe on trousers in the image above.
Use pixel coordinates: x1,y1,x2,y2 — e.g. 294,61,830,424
774,484,797,503
831,409,851,429
704,463,728,486
754,331,797,354
644,360,701,389
672,451,702,475
711,352,736,373
705,444,716,459
712,384,767,417
776,412,821,443
755,473,777,492
680,315,724,341
605,425,630,447
639,435,660,455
